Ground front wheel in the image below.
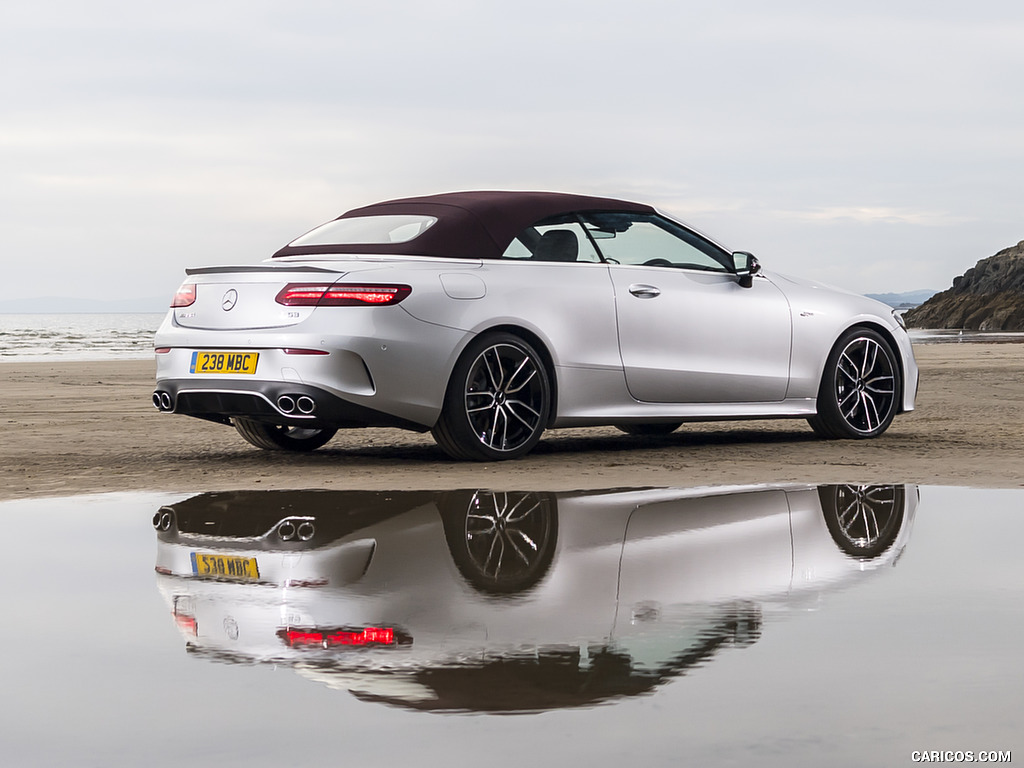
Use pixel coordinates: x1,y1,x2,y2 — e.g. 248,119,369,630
233,418,337,451
432,333,551,461
808,328,900,439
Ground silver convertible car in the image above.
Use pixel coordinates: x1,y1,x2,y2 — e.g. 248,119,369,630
153,191,918,460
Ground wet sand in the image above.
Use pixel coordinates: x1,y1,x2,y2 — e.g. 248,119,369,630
1,343,1022,500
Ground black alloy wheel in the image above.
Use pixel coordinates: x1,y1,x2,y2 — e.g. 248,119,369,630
819,484,906,559
432,333,551,461
442,490,558,595
233,418,337,451
808,328,900,439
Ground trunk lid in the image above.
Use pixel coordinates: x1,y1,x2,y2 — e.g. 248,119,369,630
172,264,350,330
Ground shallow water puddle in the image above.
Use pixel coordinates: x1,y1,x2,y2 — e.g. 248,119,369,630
1,485,1019,767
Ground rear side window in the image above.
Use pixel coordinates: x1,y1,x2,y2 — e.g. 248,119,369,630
501,215,601,263
288,215,438,247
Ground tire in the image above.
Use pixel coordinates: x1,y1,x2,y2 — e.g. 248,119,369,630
440,490,558,595
614,422,682,436
233,418,337,451
808,328,900,439
818,484,905,559
432,333,551,461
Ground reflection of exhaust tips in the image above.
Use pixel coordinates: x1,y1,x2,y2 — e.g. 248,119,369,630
277,395,296,414
152,391,174,411
152,509,174,531
296,396,315,414
277,518,315,541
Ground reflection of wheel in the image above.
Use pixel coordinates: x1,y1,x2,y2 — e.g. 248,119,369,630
432,333,551,461
819,484,905,559
808,328,900,439
615,422,682,436
442,491,557,595
233,418,336,451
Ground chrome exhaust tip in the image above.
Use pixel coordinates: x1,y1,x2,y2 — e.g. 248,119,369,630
297,521,315,541
296,396,315,414
277,395,296,414
278,520,297,541
152,509,174,531
152,392,163,410
153,391,173,411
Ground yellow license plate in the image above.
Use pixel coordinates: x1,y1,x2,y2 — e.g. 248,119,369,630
190,351,259,375
190,553,260,580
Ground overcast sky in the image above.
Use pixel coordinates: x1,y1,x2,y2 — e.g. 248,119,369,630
3,0,1022,305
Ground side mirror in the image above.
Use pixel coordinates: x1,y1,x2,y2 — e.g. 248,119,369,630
733,251,761,288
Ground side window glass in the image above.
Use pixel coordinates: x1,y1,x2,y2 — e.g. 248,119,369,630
581,213,731,272
501,216,601,263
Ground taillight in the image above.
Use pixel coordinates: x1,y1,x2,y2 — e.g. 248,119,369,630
278,626,401,648
171,283,196,308
275,283,412,307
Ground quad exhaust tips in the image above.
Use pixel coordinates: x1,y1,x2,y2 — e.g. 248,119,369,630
152,389,315,416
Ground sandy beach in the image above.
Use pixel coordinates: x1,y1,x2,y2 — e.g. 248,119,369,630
1,343,1022,500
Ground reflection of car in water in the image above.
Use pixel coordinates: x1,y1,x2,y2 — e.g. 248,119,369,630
154,484,916,713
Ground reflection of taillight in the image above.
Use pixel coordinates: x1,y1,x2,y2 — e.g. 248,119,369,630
173,596,198,636
175,614,198,636
279,627,401,648
275,283,412,307
171,283,196,307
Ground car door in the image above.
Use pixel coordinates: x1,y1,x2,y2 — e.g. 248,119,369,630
583,213,792,404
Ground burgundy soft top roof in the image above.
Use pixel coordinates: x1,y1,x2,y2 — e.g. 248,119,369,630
272,190,655,260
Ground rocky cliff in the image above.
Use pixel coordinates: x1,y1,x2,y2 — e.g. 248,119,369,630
903,240,1024,330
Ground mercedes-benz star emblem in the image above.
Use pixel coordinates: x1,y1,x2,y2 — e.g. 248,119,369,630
221,289,238,311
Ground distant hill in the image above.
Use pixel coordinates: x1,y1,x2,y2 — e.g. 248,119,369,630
904,241,1024,330
0,296,168,314
865,289,938,309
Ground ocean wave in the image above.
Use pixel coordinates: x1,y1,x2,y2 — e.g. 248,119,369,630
0,313,165,362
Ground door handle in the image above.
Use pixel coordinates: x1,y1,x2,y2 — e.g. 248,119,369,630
628,284,661,298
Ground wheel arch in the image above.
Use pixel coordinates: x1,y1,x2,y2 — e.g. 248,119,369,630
836,321,907,414
472,323,560,427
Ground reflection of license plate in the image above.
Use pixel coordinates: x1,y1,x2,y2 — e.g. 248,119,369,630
191,553,260,580
190,351,259,375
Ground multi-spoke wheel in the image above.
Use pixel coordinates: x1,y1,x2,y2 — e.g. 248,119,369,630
432,333,551,461
233,417,337,451
818,484,905,559
808,328,900,439
441,490,557,594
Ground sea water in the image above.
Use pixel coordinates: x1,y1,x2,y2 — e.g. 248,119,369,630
0,313,165,362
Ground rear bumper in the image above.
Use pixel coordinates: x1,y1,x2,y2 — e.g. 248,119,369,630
154,377,430,431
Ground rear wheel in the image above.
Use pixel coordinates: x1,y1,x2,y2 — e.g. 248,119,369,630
432,333,551,461
233,418,337,451
808,328,900,439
